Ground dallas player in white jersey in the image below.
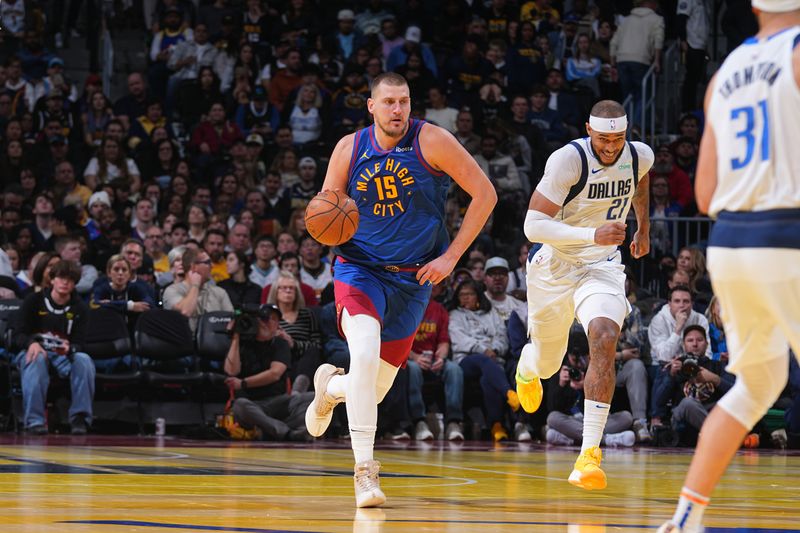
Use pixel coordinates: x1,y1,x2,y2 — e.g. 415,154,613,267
515,100,654,490
658,3,800,532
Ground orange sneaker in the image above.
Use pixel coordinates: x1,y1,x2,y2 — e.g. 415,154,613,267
568,446,607,490
491,422,508,442
515,370,543,413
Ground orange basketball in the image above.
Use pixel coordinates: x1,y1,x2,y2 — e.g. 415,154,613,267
304,190,360,246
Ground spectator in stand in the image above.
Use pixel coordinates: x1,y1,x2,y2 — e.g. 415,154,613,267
203,228,228,283
149,6,192,100
52,161,91,212
235,85,279,138
672,136,698,189
333,9,363,62
615,333,652,443
226,222,252,256
128,98,168,153
388,25,439,77
331,65,370,138
81,91,113,147
528,84,568,150
543,68,581,135
704,296,727,362
29,251,60,295
84,137,142,194
651,143,693,208
424,86,458,133
262,251,318,307
130,197,156,242
189,101,244,176
289,157,318,212
163,247,233,333
176,66,223,129
483,257,527,326
298,233,332,299
508,21,547,94
676,246,712,296
198,0,235,38
443,35,493,109
269,48,304,112
406,285,464,441
610,0,664,126
676,0,709,112
265,270,322,394
378,17,403,61
549,14,581,66
652,326,734,441
566,33,602,97
648,285,711,367
452,110,481,155
13,260,95,435
474,135,524,214
113,72,150,132
186,203,208,243
249,234,278,288
448,279,519,442
678,114,701,143
393,50,435,104
91,253,153,330
505,242,530,299
261,175,293,233
120,238,157,298
218,250,261,308
29,193,55,252
282,83,324,147
165,22,218,117
223,301,313,442
545,351,636,447
649,175,683,258
270,150,301,191
54,235,97,298
144,225,169,275
520,0,561,28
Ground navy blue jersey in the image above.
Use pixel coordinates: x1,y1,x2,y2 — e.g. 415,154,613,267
334,119,451,266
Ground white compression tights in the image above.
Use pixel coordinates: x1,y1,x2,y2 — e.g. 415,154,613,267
326,309,399,463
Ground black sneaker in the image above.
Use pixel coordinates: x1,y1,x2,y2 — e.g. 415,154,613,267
70,419,88,435
27,425,47,436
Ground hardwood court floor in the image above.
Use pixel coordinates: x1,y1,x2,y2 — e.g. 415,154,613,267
0,435,798,533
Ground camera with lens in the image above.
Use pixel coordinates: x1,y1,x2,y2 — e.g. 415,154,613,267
232,303,280,339
677,354,701,378
567,366,583,381
33,332,69,354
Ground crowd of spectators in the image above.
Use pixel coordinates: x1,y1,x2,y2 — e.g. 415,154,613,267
0,0,795,448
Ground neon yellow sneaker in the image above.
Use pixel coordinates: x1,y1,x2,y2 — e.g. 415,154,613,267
515,370,543,413
568,446,607,490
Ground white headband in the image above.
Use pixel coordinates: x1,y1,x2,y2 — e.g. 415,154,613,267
752,0,800,11
589,115,627,133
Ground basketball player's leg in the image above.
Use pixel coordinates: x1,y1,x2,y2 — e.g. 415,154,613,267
516,251,575,413
567,292,627,490
660,267,797,532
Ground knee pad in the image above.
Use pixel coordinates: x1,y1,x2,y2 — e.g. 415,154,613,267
375,360,398,403
341,309,381,374
717,355,789,430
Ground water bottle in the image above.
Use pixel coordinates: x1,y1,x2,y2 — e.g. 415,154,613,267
155,417,166,436
436,413,444,440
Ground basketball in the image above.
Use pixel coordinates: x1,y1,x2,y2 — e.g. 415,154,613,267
304,190,360,246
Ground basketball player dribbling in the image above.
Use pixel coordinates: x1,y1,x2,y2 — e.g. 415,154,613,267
514,100,654,490
304,72,496,508
659,3,800,532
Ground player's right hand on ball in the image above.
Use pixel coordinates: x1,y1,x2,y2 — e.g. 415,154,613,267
594,222,627,246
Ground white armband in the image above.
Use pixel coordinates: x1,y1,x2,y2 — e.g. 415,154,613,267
524,210,596,246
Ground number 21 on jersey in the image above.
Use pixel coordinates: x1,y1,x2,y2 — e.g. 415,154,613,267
730,99,770,170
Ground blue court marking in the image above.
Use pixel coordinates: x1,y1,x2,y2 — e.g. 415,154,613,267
59,520,800,532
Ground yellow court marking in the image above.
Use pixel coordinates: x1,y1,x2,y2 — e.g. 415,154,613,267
0,440,799,532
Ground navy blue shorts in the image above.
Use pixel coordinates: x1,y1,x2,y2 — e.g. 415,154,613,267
334,258,432,367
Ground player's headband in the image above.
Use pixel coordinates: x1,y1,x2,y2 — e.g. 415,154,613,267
589,115,627,133
751,0,800,12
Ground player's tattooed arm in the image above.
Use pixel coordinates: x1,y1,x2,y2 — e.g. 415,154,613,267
629,170,650,258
